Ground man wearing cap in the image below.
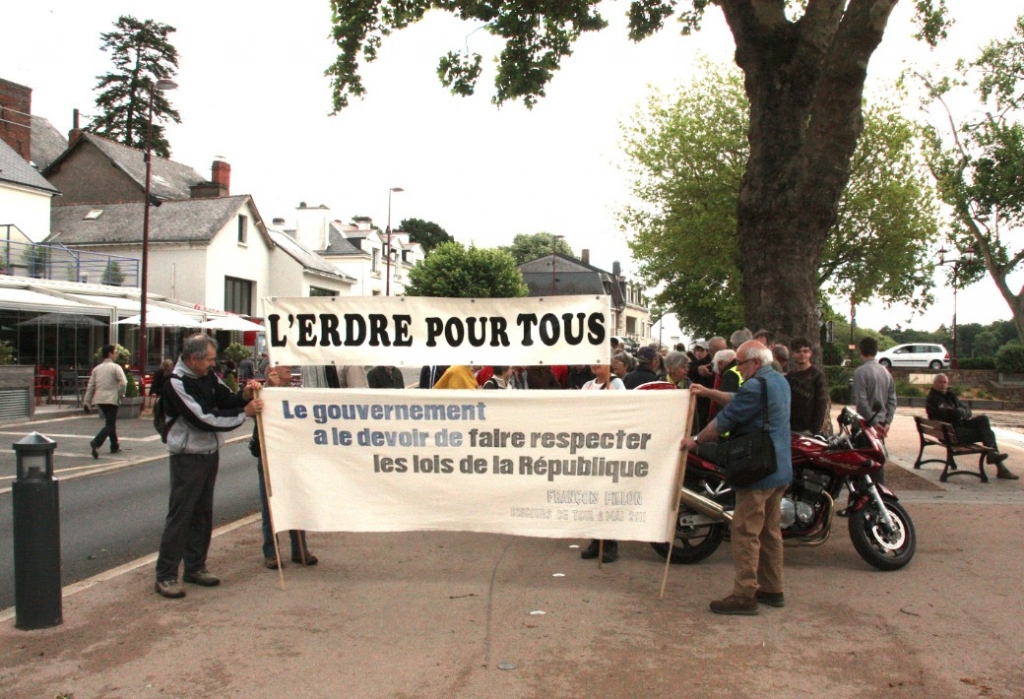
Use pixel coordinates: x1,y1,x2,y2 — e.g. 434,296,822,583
623,346,661,388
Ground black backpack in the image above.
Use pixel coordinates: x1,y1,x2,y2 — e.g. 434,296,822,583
153,373,179,442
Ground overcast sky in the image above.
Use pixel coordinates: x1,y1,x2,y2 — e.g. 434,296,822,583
3,1,1021,342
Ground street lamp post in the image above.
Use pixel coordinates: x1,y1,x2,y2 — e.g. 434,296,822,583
551,234,564,296
139,78,177,380
385,187,404,296
938,246,976,370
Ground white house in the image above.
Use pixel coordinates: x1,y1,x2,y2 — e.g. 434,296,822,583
48,195,275,317
0,138,60,244
267,226,357,300
289,203,425,296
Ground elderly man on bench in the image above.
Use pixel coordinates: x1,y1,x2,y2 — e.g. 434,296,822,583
926,374,1018,480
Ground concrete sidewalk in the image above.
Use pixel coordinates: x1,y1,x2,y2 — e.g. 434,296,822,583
1,407,1022,698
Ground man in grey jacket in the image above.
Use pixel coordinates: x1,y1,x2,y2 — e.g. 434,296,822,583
852,337,897,437
154,334,261,599
852,337,897,485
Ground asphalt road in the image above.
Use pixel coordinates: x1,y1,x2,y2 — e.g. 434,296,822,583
0,410,260,611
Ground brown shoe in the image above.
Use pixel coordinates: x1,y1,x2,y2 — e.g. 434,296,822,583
291,552,318,566
264,557,280,569
710,594,758,615
997,467,1020,480
755,590,785,608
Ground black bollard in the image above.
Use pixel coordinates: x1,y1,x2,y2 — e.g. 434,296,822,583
12,432,62,630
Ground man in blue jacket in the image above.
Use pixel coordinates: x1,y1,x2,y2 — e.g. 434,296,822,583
685,340,793,615
154,334,262,599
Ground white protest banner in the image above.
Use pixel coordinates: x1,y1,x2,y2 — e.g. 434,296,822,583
260,388,687,542
262,295,611,367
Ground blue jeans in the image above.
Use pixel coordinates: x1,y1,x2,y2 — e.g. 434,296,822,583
257,458,308,559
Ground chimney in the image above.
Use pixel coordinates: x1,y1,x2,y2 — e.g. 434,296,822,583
0,78,32,162
68,108,83,146
211,158,231,195
581,249,590,265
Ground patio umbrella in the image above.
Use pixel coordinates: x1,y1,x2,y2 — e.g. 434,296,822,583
16,313,106,328
116,308,200,369
199,315,265,332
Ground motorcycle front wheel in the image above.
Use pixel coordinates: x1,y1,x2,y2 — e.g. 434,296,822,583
649,510,725,565
848,496,916,571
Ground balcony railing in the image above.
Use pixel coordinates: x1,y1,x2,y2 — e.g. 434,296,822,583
0,240,140,287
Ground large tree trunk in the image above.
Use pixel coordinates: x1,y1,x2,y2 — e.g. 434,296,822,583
721,0,897,343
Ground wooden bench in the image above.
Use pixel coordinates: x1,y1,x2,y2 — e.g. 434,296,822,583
913,416,992,483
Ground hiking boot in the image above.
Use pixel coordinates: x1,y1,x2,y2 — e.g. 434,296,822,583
264,557,280,570
182,569,220,587
710,594,758,616
755,590,785,608
291,552,318,566
155,579,185,599
580,540,601,560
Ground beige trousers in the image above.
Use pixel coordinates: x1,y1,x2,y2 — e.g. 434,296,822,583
730,485,787,598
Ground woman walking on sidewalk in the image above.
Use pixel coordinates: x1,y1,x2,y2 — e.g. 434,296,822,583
83,344,127,459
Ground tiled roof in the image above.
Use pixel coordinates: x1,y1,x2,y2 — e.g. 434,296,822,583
29,116,68,172
268,228,355,282
321,225,366,256
520,270,609,296
0,137,60,194
519,252,607,275
518,253,625,303
44,132,205,201
47,196,256,246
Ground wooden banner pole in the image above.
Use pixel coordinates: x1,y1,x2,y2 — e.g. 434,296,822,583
255,385,286,590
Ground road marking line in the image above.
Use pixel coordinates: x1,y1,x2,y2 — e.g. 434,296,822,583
0,435,248,495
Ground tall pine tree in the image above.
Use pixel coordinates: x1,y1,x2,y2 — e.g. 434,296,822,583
89,16,180,157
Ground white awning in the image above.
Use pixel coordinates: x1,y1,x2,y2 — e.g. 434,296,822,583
0,287,114,316
62,293,142,316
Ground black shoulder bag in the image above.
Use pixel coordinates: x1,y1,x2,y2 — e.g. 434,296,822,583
719,376,779,487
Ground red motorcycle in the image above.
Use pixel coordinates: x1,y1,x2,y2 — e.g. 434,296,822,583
652,403,916,571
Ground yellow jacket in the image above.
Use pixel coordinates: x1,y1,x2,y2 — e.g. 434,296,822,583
433,365,480,389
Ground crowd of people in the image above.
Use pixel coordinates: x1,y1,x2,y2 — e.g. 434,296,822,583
145,327,1016,612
